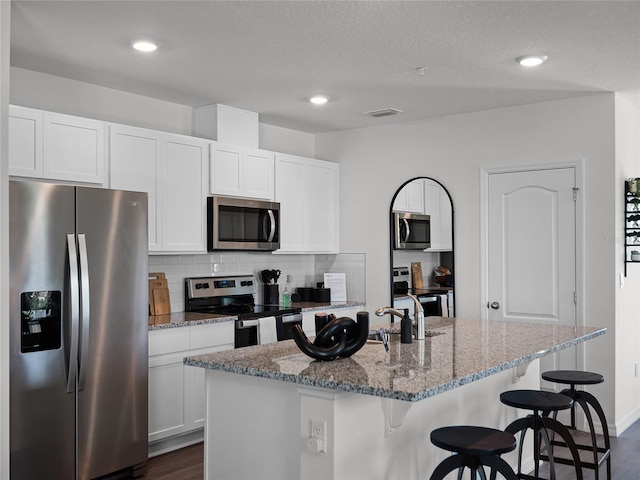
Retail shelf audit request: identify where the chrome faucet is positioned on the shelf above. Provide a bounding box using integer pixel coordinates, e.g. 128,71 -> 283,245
374,307 -> 405,320
406,293 -> 425,340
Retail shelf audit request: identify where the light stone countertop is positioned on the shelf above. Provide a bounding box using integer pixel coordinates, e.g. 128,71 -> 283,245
184,317 -> 606,402
148,301 -> 365,330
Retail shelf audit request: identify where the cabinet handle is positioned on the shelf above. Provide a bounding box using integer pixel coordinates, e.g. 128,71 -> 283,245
488,301 -> 500,310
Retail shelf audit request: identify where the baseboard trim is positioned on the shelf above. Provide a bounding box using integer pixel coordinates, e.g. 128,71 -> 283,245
148,429 -> 204,458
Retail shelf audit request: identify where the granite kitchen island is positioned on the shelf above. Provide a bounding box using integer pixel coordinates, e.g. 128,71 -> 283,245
184,317 -> 605,480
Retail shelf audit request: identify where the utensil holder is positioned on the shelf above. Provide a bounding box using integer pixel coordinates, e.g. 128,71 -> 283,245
263,284 -> 279,305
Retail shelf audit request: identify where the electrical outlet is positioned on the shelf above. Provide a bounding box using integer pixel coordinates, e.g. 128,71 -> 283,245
310,419 -> 327,453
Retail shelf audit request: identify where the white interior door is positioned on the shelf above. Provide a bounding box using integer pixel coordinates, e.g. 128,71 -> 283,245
487,167 -> 577,387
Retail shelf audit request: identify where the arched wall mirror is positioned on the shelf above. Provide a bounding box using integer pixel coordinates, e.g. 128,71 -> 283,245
389,177 -> 455,319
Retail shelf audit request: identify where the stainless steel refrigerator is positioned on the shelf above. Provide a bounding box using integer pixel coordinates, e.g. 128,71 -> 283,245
9,180 -> 149,479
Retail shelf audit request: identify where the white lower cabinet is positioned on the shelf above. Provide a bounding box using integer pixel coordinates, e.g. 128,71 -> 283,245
148,322 -> 234,448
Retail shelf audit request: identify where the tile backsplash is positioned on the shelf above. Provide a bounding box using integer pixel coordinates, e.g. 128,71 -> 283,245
149,252 -> 366,312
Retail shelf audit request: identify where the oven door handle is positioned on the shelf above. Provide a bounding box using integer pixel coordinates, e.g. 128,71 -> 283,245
281,314 -> 302,323
237,319 -> 260,328
418,296 -> 438,303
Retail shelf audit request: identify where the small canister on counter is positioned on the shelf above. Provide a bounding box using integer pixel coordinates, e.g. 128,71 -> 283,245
312,288 -> 331,303
315,312 -> 328,335
297,287 -> 313,302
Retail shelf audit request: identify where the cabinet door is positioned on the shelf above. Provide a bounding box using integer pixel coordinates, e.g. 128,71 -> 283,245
109,125 -> 162,251
148,355 -> 188,442
393,180 -> 424,213
210,142 -> 243,196
43,112 -> 105,184
424,179 -> 452,251
306,159 -> 338,253
8,105 -> 43,178
187,365 -> 206,430
275,154 -> 307,251
162,135 -> 208,253
243,148 -> 274,200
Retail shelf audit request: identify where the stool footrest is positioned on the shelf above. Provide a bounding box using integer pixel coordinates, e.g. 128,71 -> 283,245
540,451 -> 610,471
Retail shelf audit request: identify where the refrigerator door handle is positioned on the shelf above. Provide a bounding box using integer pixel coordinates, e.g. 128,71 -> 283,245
66,234 -> 79,393
77,233 -> 90,391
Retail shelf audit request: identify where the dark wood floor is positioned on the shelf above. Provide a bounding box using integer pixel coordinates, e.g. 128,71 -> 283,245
142,419 -> 640,479
143,443 -> 203,480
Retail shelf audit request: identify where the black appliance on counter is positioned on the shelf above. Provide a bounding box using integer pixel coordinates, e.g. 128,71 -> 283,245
184,275 -> 302,348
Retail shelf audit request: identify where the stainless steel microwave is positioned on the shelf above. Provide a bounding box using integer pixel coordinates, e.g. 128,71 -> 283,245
394,211 -> 431,250
207,196 -> 280,251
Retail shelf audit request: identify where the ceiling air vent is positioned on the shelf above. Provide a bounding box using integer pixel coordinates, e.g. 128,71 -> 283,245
362,108 -> 404,118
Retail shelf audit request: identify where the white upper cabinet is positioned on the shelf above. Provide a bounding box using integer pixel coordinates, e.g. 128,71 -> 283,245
162,135 -> 209,253
275,153 -> 339,253
275,154 -> 306,251
209,142 -> 274,200
8,106 -> 43,178
423,179 -> 453,251
109,125 -> 162,251
393,179 -> 424,213
109,125 -> 208,254
9,106 -> 106,185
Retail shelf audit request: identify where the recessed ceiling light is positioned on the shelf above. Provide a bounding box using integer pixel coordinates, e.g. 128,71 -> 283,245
310,95 -> 328,105
516,55 -> 548,67
132,41 -> 158,53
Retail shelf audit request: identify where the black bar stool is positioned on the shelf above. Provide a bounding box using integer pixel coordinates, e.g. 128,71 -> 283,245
500,390 -> 583,480
541,370 -> 611,480
430,426 -> 518,480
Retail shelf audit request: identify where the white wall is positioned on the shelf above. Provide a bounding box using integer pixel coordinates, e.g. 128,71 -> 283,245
316,94 -> 638,432
0,2 -> 10,476
10,67 -> 316,157
614,89 -> 640,431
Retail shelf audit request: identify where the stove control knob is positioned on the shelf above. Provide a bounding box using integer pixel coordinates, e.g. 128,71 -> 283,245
203,282 -> 210,289
195,283 -> 203,289
241,280 -> 253,286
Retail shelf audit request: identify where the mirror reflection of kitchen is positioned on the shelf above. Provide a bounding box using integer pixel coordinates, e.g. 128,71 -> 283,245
391,177 -> 454,320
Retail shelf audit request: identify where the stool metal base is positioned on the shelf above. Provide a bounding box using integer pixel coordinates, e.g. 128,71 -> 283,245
500,390 -> 583,480
541,370 -> 612,480
505,414 -> 584,480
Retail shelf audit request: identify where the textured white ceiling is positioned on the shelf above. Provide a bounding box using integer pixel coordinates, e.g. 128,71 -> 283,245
10,0 -> 640,133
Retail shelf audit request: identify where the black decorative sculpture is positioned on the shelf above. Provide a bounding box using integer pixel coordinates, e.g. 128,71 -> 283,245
291,311 -> 370,361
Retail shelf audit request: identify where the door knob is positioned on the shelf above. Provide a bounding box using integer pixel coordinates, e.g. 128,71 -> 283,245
488,301 -> 500,310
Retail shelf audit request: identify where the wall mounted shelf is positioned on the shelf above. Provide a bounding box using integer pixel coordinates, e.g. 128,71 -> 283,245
624,179 -> 640,276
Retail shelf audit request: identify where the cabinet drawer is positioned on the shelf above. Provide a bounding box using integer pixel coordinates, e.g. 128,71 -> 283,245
190,322 -> 234,350
149,328 -> 191,356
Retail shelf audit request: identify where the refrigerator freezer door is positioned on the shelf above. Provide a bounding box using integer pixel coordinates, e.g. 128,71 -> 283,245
75,187 -> 148,480
9,181 -> 76,479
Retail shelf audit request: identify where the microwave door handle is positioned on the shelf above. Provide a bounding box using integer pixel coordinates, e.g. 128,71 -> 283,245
402,219 -> 410,244
266,209 -> 276,243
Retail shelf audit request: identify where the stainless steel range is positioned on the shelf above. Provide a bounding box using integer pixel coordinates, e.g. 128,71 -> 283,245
184,275 -> 302,348
393,266 -> 442,316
